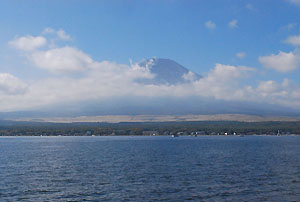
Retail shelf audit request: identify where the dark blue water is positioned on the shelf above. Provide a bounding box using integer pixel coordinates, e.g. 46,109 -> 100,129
1,136 -> 300,201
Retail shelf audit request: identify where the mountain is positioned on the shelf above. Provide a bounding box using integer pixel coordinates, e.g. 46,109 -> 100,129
138,58 -> 201,84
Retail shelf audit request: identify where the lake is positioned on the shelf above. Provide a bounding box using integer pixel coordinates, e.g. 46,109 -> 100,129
1,136 -> 300,201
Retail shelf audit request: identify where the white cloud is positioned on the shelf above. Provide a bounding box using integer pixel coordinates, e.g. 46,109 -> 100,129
205,21 -> 216,30
288,0 -> 300,5
182,71 -> 196,81
246,4 -> 255,11
257,80 -> 279,95
282,78 -> 290,87
0,60 -> 155,111
9,36 -> 47,51
255,79 -> 294,103
287,23 -> 296,30
284,34 -> 300,46
228,19 -> 238,29
192,64 -> 254,100
259,51 -> 300,72
57,29 -> 71,40
281,23 -> 296,31
42,27 -> 71,40
30,46 -> 94,74
42,27 -> 55,34
236,52 -> 246,59
0,73 -> 27,95
207,64 -> 253,80
0,58 -> 256,111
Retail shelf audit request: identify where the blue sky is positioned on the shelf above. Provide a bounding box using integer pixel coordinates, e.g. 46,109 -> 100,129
1,0 -> 300,112
1,0 -> 299,72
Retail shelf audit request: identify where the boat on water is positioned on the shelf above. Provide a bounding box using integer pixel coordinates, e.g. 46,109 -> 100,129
171,134 -> 179,138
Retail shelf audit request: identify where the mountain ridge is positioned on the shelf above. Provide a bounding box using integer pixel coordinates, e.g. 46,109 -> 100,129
8,114 -> 300,123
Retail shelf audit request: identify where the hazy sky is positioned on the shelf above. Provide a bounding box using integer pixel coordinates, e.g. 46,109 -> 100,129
1,0 -> 300,112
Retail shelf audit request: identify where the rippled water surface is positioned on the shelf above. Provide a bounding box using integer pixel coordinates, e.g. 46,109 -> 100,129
1,136 -> 300,201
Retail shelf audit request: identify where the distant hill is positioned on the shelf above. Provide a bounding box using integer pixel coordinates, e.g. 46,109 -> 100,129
10,114 -> 300,123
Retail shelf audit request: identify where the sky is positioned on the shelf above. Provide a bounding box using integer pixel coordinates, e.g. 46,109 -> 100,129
1,0 -> 300,113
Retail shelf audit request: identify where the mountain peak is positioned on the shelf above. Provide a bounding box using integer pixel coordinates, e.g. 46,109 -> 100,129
139,58 -> 201,85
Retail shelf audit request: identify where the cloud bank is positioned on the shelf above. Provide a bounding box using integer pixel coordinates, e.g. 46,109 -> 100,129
2,28 -> 300,113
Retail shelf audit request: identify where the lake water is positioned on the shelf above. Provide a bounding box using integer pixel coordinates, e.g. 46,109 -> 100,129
1,136 -> 300,201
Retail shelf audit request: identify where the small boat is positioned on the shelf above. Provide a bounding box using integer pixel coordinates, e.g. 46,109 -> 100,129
171,134 -> 179,138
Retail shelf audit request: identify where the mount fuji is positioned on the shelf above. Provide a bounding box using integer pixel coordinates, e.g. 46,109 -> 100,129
138,58 -> 201,85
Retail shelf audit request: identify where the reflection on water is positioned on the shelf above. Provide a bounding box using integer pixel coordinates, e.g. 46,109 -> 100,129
1,136 -> 300,201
